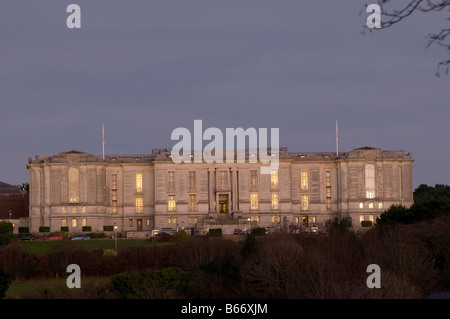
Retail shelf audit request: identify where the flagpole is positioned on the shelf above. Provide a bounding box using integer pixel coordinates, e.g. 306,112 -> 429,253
102,125 -> 105,160
336,120 -> 339,158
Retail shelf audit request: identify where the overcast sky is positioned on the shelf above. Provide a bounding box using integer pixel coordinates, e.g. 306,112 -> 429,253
1,1 -> 449,188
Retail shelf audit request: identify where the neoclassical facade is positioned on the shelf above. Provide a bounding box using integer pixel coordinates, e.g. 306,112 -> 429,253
26,146 -> 414,234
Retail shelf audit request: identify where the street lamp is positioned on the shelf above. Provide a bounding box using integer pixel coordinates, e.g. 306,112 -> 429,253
114,225 -> 118,251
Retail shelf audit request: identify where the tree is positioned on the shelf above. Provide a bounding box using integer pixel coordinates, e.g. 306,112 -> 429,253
0,270 -> 12,299
377,184 -> 450,224
364,1 -> 450,76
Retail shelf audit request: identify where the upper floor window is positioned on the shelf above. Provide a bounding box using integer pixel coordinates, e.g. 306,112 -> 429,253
136,173 -> 143,192
168,171 -> 175,188
301,171 -> 309,190
219,171 -> 228,186
68,167 -> 79,203
250,170 -> 258,188
365,164 -> 375,199
189,171 -> 196,187
271,170 -> 278,189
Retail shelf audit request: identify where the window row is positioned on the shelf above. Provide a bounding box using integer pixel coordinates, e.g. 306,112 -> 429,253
359,202 -> 383,209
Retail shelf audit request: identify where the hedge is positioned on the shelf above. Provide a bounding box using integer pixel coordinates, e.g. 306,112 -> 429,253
60,226 -> 69,232
103,225 -> 114,231
18,227 -> 29,234
82,226 -> 92,232
39,226 -> 50,233
208,228 -> 222,237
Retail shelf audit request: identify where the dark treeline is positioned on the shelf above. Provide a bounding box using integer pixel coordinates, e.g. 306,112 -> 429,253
2,216 -> 450,299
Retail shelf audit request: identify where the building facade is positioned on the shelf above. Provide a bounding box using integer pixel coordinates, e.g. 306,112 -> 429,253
26,147 -> 414,234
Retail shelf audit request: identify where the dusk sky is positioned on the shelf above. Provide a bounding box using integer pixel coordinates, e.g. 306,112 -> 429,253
1,1 -> 449,188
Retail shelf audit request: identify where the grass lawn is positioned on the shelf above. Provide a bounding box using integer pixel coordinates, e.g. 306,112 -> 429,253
20,238 -> 161,255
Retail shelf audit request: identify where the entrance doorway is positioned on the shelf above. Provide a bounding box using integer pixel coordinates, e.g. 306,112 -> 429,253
218,194 -> 228,214
137,219 -> 143,231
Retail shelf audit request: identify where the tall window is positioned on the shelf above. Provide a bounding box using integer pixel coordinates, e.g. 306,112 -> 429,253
68,167 -> 79,203
168,195 -> 176,211
326,171 -> 332,210
365,164 -> 375,199
189,194 -> 197,211
271,193 -> 279,210
301,171 -> 309,190
271,171 -> 278,189
72,219 -> 77,228
301,194 -> 309,211
250,170 -> 258,189
250,193 -> 258,210
168,171 -> 175,188
82,218 -> 87,227
219,171 -> 228,186
135,197 -> 143,213
189,171 -> 196,187
136,173 -> 143,192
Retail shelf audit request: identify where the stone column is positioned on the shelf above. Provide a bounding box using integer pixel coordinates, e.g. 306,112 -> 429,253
208,167 -> 216,212
232,167 -> 238,212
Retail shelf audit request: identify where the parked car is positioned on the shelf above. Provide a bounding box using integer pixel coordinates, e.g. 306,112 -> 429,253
19,235 -> 33,241
43,234 -> 63,241
155,232 -> 171,237
233,229 -> 244,235
72,235 -> 90,240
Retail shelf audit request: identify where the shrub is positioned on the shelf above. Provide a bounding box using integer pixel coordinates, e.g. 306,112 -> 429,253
250,227 -> 266,236
60,226 -> 69,232
361,221 -> 373,227
103,225 -> 114,231
0,270 -> 12,299
87,232 -> 106,239
18,227 -> 29,234
82,226 -> 92,232
39,226 -> 50,233
0,222 -> 13,234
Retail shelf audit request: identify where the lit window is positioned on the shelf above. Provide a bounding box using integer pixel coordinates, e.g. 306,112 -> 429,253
68,167 -> 79,203
378,203 -> 383,209
72,219 -> 77,228
365,164 -> 375,199
301,194 -> 309,211
146,218 -> 150,226
250,193 -> 258,210
271,171 -> 279,189
359,203 -> 364,209
250,216 -> 260,223
136,197 -> 143,213
168,195 -> 176,211
62,207 -> 67,214
136,173 -> 143,192
62,219 -> 67,227
82,206 -> 87,213
369,202 -> 374,209
271,215 -> 281,223
301,171 -> 309,190
360,215 -> 364,223
82,218 -> 87,227
271,193 -> 279,210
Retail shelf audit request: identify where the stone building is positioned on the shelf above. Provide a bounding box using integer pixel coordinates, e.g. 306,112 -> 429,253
26,147 -> 414,234
0,181 -> 30,232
